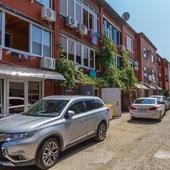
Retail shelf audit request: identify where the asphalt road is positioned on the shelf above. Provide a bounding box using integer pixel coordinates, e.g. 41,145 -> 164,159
1,111 -> 170,170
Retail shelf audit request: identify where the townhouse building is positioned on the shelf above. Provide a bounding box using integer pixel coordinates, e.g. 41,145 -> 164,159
136,33 -> 161,97
0,0 -> 169,116
0,0 -> 65,116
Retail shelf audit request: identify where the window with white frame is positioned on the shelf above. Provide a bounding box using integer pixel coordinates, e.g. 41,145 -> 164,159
60,35 -> 96,69
60,36 -> 67,57
76,42 -> 81,65
143,48 -> 148,58
36,0 -> 51,8
103,18 -> 121,46
151,54 -> 155,63
60,0 -> 98,32
68,39 -> 75,61
84,46 -> 89,67
31,25 -> 51,57
127,36 -> 134,52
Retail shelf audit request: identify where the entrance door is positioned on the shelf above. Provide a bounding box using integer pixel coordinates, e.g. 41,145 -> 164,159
9,81 -> 25,114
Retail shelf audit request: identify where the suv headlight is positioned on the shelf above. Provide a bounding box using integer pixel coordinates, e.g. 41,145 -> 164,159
4,132 -> 33,142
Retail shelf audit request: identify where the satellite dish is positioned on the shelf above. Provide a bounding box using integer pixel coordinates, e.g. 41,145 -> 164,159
122,12 -> 130,22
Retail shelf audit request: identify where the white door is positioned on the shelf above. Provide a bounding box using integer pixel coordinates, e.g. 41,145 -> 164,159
102,88 -> 121,117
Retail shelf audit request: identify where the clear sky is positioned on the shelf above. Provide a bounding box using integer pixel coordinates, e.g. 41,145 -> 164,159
106,0 -> 170,61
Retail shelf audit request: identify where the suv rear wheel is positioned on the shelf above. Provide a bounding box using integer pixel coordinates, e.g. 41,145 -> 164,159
95,122 -> 107,142
36,138 -> 60,170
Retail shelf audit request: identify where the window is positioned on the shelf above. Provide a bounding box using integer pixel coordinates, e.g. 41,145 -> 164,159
83,8 -> 88,28
60,0 -> 67,16
32,26 -> 42,55
68,0 -> 74,18
95,100 -> 104,109
68,39 -> 75,61
85,100 -> 96,111
43,30 -> 51,57
76,1 -> 82,24
5,33 -> 12,48
143,48 -> 148,58
36,0 -> 51,8
5,13 -> 29,52
127,36 -> 134,52
60,0 -> 98,32
103,18 -> 121,46
28,82 -> 42,105
84,46 -> 89,67
60,36 -> 67,57
69,102 -> 83,114
60,35 -> 97,69
76,42 -> 81,64
31,25 -> 51,57
151,54 -> 155,63
90,49 -> 95,69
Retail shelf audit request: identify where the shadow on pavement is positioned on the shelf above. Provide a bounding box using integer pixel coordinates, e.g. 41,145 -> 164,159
0,139 -> 97,170
127,118 -> 160,125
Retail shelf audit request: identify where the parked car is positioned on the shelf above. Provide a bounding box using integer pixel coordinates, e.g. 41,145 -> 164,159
150,95 -> 170,110
0,96 -> 109,169
130,97 -> 166,121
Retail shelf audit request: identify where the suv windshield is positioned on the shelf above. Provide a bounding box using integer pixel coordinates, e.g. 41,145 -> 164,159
23,99 -> 69,117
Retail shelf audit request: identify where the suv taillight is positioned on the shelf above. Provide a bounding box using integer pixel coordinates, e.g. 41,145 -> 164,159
149,106 -> 158,111
130,105 -> 136,110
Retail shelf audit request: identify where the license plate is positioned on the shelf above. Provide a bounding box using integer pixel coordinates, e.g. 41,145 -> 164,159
138,108 -> 147,112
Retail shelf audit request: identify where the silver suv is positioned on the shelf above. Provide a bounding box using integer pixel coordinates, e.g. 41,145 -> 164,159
0,96 -> 109,169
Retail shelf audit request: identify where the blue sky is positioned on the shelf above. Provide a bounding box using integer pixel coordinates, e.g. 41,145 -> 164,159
107,0 -> 170,61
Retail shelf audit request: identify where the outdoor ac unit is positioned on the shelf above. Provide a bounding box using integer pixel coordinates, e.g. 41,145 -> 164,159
78,24 -> 88,35
134,61 -> 139,66
120,45 -> 126,52
149,75 -> 152,81
65,16 -> 78,28
41,6 -> 56,22
40,57 -> 56,70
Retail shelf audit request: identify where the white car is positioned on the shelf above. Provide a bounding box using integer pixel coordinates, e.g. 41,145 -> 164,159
130,98 -> 166,121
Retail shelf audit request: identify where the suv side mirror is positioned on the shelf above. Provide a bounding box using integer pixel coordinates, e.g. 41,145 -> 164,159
158,101 -> 165,105
65,110 -> 75,119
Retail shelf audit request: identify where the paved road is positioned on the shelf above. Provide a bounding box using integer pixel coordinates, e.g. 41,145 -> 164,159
1,111 -> 170,170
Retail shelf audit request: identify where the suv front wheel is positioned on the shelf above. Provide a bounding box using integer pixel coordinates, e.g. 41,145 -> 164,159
36,138 -> 60,170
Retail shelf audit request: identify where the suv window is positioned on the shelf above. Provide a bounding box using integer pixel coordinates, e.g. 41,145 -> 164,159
69,102 -> 84,115
95,100 -> 104,108
85,100 -> 96,111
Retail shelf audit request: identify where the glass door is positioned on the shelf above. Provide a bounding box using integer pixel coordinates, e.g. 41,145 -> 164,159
9,82 -> 25,114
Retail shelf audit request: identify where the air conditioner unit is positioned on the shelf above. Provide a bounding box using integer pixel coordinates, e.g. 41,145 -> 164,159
78,24 -> 88,35
40,57 -> 56,70
41,6 -> 56,22
149,75 -> 152,81
65,16 -> 78,28
120,45 -> 126,52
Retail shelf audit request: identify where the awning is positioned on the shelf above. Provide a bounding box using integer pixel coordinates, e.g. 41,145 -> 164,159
135,83 -> 149,90
145,84 -> 157,90
155,85 -> 163,90
0,64 -> 65,80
